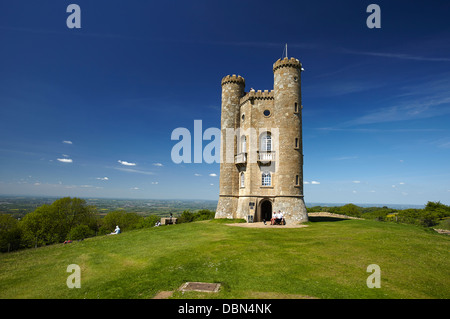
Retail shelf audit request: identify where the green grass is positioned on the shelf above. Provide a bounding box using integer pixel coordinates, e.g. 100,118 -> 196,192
0,217 -> 449,299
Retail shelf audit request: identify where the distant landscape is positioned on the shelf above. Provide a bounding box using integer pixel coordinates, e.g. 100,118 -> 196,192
0,195 -> 425,219
0,196 -> 218,219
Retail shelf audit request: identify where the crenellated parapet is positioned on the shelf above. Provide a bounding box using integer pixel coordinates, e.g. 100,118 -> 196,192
273,57 -> 302,72
240,89 -> 274,106
221,74 -> 245,86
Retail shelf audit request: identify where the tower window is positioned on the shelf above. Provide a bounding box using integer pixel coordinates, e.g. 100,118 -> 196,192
262,172 -> 271,186
295,138 -> 299,149
295,175 -> 299,186
294,103 -> 298,113
263,109 -> 271,117
240,172 -> 245,188
241,114 -> 245,122
260,132 -> 272,152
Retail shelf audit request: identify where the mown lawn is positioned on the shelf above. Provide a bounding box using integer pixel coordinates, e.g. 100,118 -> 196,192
0,217 -> 449,299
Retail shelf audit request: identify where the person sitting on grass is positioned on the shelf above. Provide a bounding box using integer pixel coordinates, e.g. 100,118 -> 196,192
110,225 -> 121,235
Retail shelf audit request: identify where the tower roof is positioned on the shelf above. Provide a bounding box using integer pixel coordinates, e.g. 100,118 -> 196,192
221,74 -> 245,86
273,57 -> 302,72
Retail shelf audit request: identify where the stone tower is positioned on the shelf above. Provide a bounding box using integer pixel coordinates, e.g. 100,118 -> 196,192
215,57 -> 308,225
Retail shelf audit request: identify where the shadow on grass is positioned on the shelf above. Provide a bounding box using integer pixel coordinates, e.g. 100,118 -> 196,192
308,216 -> 348,223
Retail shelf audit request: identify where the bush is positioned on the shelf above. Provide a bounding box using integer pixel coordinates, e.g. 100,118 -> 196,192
67,224 -> 95,240
101,211 -> 144,232
193,209 -> 215,221
177,210 -> 194,223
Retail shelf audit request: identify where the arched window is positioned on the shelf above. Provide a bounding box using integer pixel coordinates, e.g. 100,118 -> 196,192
262,172 -> 271,186
240,172 -> 245,188
241,135 -> 247,153
260,132 -> 272,152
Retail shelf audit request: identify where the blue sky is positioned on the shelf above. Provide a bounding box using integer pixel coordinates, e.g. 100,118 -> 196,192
0,0 -> 449,205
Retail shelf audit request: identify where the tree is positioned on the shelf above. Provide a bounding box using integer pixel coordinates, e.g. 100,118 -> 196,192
178,210 -> 194,223
0,214 -> 22,252
20,197 -> 97,247
339,204 -> 361,217
101,211 -> 144,233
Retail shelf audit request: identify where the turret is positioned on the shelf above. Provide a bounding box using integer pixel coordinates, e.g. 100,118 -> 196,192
272,57 -> 303,197
215,74 -> 245,218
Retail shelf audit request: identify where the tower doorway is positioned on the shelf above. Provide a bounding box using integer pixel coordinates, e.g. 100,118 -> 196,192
260,200 -> 272,222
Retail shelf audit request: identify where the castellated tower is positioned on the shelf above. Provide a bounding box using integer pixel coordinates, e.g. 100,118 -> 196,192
215,57 -> 308,225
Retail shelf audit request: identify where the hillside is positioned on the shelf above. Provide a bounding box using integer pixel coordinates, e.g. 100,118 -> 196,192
0,217 -> 449,299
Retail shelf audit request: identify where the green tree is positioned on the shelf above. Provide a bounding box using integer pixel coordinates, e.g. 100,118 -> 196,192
101,211 -> 144,233
0,214 -> 22,252
20,197 -> 97,247
177,210 -> 194,223
339,204 -> 361,217
193,209 -> 215,221
67,224 -> 95,240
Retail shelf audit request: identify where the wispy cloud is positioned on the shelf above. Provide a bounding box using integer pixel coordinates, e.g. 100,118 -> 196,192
346,97 -> 450,126
311,181 -> 320,185
194,173 -> 202,177
57,158 -> 73,163
343,77 -> 450,126
114,167 -> 154,175
209,173 -> 217,177
153,163 -> 163,167
118,160 -> 136,166
96,177 -> 109,181
62,140 -> 73,144
332,156 -> 358,161
343,49 -> 450,62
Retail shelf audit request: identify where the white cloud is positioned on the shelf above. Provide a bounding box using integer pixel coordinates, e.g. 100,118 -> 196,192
311,181 -> 320,185
57,158 -> 73,163
62,154 -> 69,157
352,181 -> 361,184
303,181 -> 310,184
151,182 -> 158,185
34,182 -> 41,186
118,160 -> 136,166
194,173 -> 202,176
352,190 -> 357,194
62,140 -> 73,144
131,187 -> 140,190
209,173 -> 217,177
96,177 -> 109,181
152,163 -> 163,167
392,185 -> 396,188
210,183 -> 214,186
399,182 -> 405,185
114,167 -> 154,175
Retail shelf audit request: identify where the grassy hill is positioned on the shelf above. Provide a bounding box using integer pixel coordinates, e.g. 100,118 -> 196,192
0,217 -> 449,299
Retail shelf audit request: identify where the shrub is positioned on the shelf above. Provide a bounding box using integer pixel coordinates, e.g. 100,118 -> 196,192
68,225 -> 95,240
177,210 -> 194,223
101,211 -> 144,232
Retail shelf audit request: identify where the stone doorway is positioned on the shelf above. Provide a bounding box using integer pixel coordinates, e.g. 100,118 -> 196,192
259,200 -> 272,222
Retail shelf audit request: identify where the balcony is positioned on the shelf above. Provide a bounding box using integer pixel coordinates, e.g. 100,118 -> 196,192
257,151 -> 275,164
235,152 -> 247,166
